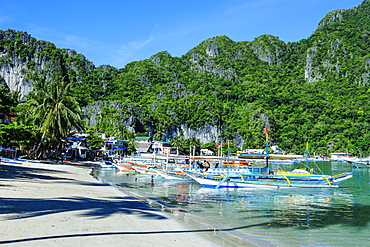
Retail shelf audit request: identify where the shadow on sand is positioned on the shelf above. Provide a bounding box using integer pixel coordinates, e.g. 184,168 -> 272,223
0,195 -> 169,220
0,162 -> 111,188
0,163 -> 70,182
0,177 -> 268,245
0,221 -> 268,245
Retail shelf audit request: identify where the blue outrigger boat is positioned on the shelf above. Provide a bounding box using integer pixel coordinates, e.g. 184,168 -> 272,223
183,129 -> 353,189
0,148 -> 24,165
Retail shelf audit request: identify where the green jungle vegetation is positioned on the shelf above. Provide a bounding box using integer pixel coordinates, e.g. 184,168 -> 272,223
1,0 -> 370,157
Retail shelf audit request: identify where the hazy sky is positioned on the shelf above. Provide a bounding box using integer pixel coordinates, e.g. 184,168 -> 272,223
0,0 -> 363,68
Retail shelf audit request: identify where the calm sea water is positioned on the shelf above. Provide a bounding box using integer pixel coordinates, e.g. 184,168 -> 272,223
93,161 -> 370,247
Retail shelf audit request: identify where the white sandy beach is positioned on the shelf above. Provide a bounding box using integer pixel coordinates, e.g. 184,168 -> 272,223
0,161 -> 226,247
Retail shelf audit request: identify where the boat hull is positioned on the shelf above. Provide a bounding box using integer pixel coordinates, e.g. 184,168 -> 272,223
113,162 -> 137,173
184,170 -> 354,189
154,169 -> 192,181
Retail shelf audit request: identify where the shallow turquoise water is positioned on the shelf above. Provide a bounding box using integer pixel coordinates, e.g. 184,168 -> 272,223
94,161 -> 370,246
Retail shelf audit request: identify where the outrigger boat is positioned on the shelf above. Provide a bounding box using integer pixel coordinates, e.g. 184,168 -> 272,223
154,169 -> 192,181
183,127 -> 353,189
0,148 -> 37,165
183,168 -> 353,189
113,161 -> 137,173
131,161 -> 163,175
98,160 -> 116,169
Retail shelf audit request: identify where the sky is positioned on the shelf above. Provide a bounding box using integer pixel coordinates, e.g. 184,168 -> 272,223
0,0 -> 364,68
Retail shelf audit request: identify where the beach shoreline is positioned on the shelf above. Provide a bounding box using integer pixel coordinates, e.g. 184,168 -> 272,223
0,160 -> 227,246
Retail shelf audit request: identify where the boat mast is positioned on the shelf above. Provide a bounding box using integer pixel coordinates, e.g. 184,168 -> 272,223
305,142 -> 309,170
264,125 -> 269,168
227,140 -> 230,176
189,146 -> 192,169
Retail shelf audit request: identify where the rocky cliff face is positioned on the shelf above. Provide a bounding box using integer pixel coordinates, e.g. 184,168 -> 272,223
304,47 -> 323,83
0,59 -> 31,97
84,101 -> 222,144
174,123 -> 221,144
0,31 -> 33,97
1,0 -> 368,149
251,35 -> 286,66
0,29 -> 94,98
317,10 -> 345,28
83,101 -> 137,131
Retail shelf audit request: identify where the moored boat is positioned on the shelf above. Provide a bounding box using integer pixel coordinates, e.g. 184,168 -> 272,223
0,148 -> 25,165
184,127 -> 354,189
131,162 -> 162,175
154,169 -> 192,181
98,161 -> 116,169
0,156 -> 24,165
342,156 -> 370,167
183,168 -> 353,189
113,161 -> 137,173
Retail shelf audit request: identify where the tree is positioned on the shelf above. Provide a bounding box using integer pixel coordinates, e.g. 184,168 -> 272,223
0,84 -> 18,115
124,131 -> 138,155
84,127 -> 104,151
153,124 -> 166,141
170,135 -> 184,155
186,137 -> 201,155
112,124 -> 138,155
0,123 -> 38,152
17,77 -> 85,158
201,142 -> 218,154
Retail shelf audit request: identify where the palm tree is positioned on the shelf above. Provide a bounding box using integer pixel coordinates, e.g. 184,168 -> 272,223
153,125 -> 166,141
18,77 -> 85,158
113,124 -> 129,140
124,130 -> 138,155
113,124 -> 138,155
188,137 -> 201,156
170,135 -> 184,155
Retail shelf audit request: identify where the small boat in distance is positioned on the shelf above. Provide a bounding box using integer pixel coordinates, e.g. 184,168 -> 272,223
342,156 -> 370,167
98,160 -> 116,169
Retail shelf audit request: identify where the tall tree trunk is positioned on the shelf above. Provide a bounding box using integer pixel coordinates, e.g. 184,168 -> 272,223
25,131 -> 46,159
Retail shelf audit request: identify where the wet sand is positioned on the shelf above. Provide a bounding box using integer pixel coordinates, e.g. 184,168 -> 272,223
0,161 -> 223,246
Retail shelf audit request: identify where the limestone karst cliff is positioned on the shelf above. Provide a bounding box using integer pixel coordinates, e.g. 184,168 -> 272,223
1,1 -> 370,154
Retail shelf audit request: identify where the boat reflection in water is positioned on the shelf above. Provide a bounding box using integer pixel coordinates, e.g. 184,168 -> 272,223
94,161 -> 370,247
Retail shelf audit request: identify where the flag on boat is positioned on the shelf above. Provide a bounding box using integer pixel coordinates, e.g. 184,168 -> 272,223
263,124 -> 269,141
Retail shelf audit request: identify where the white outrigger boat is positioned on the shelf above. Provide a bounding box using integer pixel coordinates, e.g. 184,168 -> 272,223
113,161 -> 137,173
183,130 -> 354,189
183,168 -> 353,189
98,160 -> 116,169
131,161 -> 163,175
154,169 -> 192,181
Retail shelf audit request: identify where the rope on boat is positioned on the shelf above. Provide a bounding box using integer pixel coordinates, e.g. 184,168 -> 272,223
283,176 -> 292,186
312,160 -> 325,175
354,173 -> 370,184
322,176 -> 333,187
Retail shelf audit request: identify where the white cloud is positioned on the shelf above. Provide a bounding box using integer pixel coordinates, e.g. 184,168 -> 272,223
60,34 -> 97,51
0,16 -> 11,23
129,35 -> 155,50
109,32 -> 158,67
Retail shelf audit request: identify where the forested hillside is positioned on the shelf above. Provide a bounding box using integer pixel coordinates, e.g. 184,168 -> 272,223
1,0 -> 370,156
